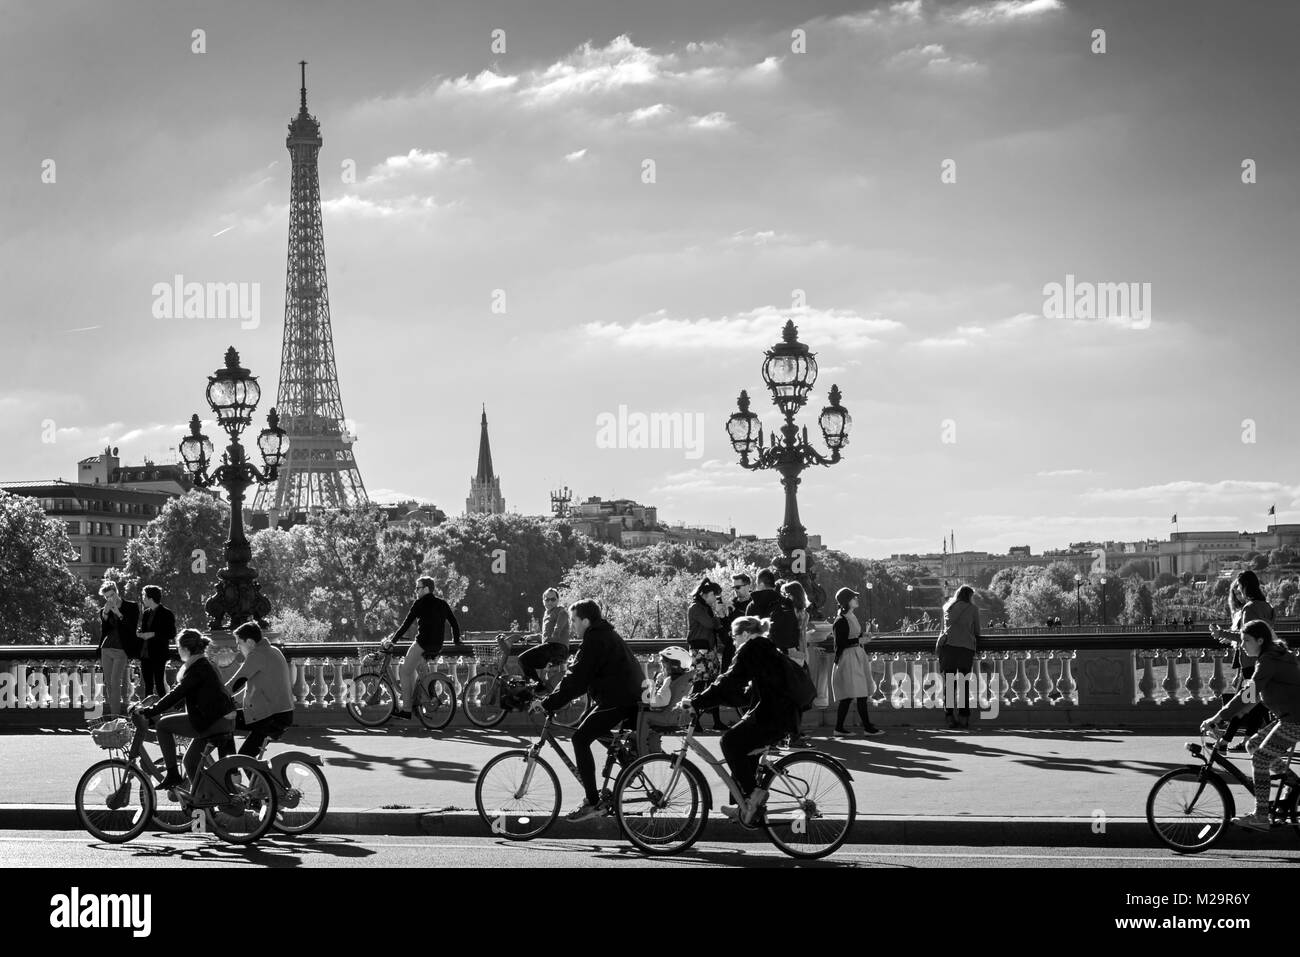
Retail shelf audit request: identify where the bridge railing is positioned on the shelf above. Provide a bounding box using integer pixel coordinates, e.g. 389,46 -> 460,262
1,628 -> 1290,727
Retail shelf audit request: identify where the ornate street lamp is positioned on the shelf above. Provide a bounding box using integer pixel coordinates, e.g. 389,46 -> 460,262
1074,573 -> 1083,627
1100,577 -> 1108,626
180,347 -> 287,630
727,320 -> 851,617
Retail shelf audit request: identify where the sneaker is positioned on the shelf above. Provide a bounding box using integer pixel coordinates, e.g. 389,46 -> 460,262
564,801 -> 605,823
790,736 -> 813,749
832,728 -> 853,738
1232,811 -> 1273,832
156,773 -> 185,792
862,724 -> 885,736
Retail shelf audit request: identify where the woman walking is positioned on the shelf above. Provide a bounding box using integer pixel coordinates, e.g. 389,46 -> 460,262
937,584 -> 981,730
831,588 -> 883,737
686,577 -> 729,733
780,580 -> 813,746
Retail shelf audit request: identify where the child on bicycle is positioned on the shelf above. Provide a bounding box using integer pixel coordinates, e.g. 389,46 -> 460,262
1200,620 -> 1300,831
638,646 -> 694,755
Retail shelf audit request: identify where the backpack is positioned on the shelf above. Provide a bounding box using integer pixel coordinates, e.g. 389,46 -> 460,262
774,649 -> 816,709
768,601 -> 801,651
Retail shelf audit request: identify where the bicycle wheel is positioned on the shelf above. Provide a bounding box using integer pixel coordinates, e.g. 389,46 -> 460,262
206,760 -> 278,845
273,760 -> 330,835
551,693 -> 589,730
346,672 -> 396,728
463,673 -> 509,728
1146,766 -> 1231,853
151,737 -> 202,834
614,753 -> 707,855
75,759 -> 154,844
761,752 -> 856,859
475,751 -> 561,840
415,674 -> 457,731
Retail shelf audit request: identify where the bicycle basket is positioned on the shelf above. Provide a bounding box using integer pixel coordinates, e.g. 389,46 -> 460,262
89,717 -> 133,750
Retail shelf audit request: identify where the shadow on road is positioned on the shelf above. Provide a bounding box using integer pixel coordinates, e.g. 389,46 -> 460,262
102,833 -> 379,867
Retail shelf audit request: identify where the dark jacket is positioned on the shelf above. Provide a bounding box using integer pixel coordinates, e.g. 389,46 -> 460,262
693,634 -> 798,733
745,589 -> 782,620
832,614 -> 862,664
1231,600 -> 1275,679
1222,644 -> 1300,722
936,599 -> 980,653
138,604 -> 177,662
543,620 -> 644,712
686,601 -> 721,652
149,656 -> 236,734
395,593 -> 463,651
98,600 -> 140,658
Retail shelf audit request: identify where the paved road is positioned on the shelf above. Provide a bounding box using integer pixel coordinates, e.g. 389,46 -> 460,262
0,830 -> 1289,868
1,726 -> 1207,818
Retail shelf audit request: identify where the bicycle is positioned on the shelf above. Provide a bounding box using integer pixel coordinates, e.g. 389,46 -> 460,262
613,718 -> 857,860
153,725 -> 330,836
474,712 -> 638,840
346,643 -> 457,730
462,639 -> 587,729
77,710 -> 278,845
1146,726 -> 1300,853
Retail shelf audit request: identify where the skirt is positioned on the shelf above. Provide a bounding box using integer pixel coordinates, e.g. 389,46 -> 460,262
832,645 -> 872,700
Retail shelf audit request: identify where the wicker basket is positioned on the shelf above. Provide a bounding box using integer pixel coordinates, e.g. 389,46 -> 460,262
88,717 -> 133,750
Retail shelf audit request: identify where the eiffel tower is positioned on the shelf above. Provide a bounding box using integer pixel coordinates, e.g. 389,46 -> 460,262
253,62 -> 369,524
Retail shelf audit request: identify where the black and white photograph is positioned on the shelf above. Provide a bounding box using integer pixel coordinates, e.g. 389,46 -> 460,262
0,0 -> 1295,936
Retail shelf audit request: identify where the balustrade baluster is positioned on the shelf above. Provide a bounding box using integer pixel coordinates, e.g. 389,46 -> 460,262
1185,650 -> 1206,704
1136,651 -> 1159,704
328,657 -> 346,710
1011,651 -> 1031,705
865,653 -> 879,704
1032,652 -> 1053,706
291,659 -> 309,708
1208,651 -> 1227,700
1054,651 -> 1078,706
1161,650 -> 1183,706
311,658 -> 328,709
874,654 -> 894,709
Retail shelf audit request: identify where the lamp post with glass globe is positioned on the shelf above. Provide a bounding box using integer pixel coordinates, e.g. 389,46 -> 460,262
178,347 -> 287,631
725,320 -> 851,617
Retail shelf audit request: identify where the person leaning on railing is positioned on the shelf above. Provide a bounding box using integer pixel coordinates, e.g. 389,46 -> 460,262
1201,620 -> 1300,831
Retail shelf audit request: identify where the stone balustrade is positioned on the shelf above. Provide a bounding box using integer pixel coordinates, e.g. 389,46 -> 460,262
0,629 -> 1290,728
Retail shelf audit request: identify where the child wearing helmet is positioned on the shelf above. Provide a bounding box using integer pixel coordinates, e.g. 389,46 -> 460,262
638,646 -> 695,755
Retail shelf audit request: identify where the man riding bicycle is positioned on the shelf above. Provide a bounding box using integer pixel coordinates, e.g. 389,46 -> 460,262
536,599 -> 644,821
383,576 -> 465,721
1200,619 -> 1300,831
683,615 -> 802,825
497,587 -> 571,695
228,621 -> 295,756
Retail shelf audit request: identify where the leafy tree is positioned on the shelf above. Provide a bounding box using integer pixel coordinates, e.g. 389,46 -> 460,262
561,560 -> 698,641
1005,577 -> 1069,626
0,492 -> 90,644
115,490 -> 229,630
1122,575 -> 1154,624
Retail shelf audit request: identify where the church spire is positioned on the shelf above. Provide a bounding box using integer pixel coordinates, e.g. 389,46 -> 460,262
475,404 -> 495,483
467,405 -> 505,515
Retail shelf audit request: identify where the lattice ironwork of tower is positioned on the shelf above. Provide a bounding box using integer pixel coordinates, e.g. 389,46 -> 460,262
253,62 -> 369,523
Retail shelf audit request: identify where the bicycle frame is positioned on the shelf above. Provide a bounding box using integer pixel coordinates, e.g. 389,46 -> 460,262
121,715 -> 254,812
515,717 -> 634,799
658,723 -> 768,811
1183,731 -> 1298,822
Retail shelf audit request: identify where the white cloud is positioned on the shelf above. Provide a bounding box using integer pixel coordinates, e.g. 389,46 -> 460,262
565,148 -> 588,162
1036,468 -> 1097,477
625,103 -> 673,124
1082,480 -> 1300,505
650,459 -> 768,497
889,43 -> 986,75
690,111 -> 734,130
583,305 -> 903,351
434,70 -> 519,97
363,149 -> 468,184
368,487 -> 430,504
948,0 -> 1065,25
321,194 -> 444,219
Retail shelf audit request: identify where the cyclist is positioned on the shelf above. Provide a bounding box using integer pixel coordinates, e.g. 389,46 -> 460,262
537,599 -> 644,821
517,587 -> 571,692
383,576 -> 465,721
683,615 -> 802,824
227,621 -> 295,757
1200,619 -> 1300,831
136,629 -> 236,791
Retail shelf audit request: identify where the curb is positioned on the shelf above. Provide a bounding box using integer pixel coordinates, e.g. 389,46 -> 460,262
4,806 -> 1294,850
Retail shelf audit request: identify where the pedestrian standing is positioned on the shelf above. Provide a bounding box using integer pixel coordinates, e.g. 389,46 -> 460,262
831,587 -> 882,737
937,584 -> 981,730
97,581 -> 139,715
687,577 -> 729,733
781,580 -> 813,746
136,585 -> 177,697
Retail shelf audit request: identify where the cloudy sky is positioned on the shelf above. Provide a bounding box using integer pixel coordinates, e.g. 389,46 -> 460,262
2,0 -> 1298,557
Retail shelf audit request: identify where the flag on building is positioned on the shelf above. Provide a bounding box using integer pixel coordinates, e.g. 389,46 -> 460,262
1171,513 -> 1177,524
1268,504 -> 1276,516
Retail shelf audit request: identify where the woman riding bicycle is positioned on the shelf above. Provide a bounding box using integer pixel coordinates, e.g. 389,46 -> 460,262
1200,619 -> 1300,831
136,629 -> 237,791
683,615 -> 801,824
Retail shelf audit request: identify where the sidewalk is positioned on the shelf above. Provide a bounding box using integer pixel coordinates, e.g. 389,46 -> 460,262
3,726 -> 1294,849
